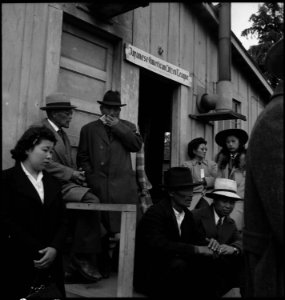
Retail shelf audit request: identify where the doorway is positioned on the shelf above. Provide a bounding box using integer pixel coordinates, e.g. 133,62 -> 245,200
138,69 -> 177,203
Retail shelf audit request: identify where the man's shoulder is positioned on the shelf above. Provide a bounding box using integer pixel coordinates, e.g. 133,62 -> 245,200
82,119 -> 100,130
120,119 -> 137,128
191,206 -> 211,220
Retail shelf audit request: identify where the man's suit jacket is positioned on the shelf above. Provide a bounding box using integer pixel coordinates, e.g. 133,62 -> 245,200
77,118 -> 142,231
244,81 -> 284,297
134,197 -> 206,294
192,204 -> 242,251
1,164 -> 67,298
39,118 -> 89,202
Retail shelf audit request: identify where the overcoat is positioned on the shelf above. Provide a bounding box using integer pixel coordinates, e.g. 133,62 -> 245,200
77,118 -> 142,232
243,81 -> 284,297
192,204 -> 242,251
39,118 -> 89,202
133,197 -> 207,295
1,164 -> 68,299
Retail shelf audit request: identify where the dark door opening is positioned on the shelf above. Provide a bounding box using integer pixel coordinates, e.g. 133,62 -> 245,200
138,69 -> 176,203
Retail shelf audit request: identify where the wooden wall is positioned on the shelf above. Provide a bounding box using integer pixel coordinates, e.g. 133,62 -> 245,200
2,3 -> 269,169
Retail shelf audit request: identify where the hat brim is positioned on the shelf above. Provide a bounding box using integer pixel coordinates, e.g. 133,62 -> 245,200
97,101 -> 126,107
40,105 -> 77,110
206,191 -> 241,201
162,181 -> 203,188
215,129 -> 248,147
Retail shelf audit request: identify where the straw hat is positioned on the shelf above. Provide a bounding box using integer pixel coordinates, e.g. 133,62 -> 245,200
40,92 -> 77,110
206,178 -> 241,200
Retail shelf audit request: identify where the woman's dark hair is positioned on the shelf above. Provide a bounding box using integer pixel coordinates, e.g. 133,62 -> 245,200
10,125 -> 57,162
215,143 -> 247,170
188,137 -> 207,159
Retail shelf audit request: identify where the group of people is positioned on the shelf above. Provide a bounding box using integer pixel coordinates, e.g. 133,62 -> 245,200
1,39 -> 283,299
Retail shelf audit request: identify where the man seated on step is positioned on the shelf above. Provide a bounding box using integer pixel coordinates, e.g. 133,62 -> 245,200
35,92 -> 105,282
192,177 -> 244,297
134,167 -> 218,298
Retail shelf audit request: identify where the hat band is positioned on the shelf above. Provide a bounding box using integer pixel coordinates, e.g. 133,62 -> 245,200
46,102 -> 72,107
213,188 -> 237,194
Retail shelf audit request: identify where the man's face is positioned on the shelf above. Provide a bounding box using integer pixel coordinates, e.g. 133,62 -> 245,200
51,109 -> 73,128
171,187 -> 194,210
100,105 -> 121,118
213,196 -> 235,217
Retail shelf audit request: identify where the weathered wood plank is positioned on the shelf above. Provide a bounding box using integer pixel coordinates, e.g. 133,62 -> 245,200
133,5 -> 150,51
117,211 -> 136,297
66,202 -> 137,212
150,3 -> 169,60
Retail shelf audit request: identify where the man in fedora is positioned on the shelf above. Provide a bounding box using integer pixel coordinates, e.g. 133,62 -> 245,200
37,92 -> 103,282
133,167 -> 217,297
244,38 -> 284,297
192,178 -> 244,297
77,90 -> 143,274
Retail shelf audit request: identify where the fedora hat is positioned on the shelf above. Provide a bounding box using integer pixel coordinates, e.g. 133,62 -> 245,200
163,167 -> 202,189
265,38 -> 284,79
97,90 -> 126,107
215,128 -> 248,147
206,178 -> 241,200
40,92 -> 77,110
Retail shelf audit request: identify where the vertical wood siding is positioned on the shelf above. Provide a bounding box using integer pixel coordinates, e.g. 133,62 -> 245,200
2,3 -> 269,169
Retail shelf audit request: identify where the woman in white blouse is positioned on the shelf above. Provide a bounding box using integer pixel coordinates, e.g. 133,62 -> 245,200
1,125 -> 67,299
182,137 -> 217,210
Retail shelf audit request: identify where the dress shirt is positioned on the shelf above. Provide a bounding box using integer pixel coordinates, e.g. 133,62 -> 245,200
21,162 -> 44,203
172,208 -> 185,236
213,208 -> 224,226
47,118 -> 59,132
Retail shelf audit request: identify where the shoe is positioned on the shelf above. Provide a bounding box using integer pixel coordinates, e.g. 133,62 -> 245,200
71,257 -> 103,282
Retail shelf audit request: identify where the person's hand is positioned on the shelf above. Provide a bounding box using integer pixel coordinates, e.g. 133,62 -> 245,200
206,237 -> 220,252
217,244 -> 235,255
71,169 -> 86,184
33,247 -> 57,269
105,115 -> 119,127
196,245 -> 214,256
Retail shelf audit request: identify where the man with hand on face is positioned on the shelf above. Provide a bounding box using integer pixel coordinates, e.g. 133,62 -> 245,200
192,178 -> 244,297
37,92 -> 103,282
133,167 -> 217,298
77,90 -> 143,275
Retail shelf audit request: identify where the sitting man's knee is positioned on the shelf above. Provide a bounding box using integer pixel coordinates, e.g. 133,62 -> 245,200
82,191 -> 100,203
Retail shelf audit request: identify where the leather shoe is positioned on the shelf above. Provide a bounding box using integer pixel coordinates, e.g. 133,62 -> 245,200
71,257 -> 103,282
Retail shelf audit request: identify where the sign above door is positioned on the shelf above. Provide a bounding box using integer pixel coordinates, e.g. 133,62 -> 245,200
125,44 -> 192,87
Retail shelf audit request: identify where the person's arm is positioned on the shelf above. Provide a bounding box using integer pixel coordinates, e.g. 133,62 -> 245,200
204,161 -> 218,188
77,125 -> 93,174
111,120 -> 143,152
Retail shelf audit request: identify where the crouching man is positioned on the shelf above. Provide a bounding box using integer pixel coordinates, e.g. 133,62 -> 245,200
134,167 -> 217,297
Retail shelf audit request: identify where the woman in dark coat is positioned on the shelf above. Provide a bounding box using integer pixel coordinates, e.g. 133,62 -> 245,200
1,125 -> 68,299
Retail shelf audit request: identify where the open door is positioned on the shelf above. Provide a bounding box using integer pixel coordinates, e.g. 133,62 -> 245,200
138,69 -> 177,203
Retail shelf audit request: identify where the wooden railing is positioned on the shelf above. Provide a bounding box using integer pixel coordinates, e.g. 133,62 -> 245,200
66,202 -> 137,297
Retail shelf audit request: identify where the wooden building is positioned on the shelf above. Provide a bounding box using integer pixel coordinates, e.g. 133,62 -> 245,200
2,2 -> 273,195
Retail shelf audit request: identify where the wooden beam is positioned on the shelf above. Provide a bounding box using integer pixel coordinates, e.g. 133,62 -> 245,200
66,202 -> 137,212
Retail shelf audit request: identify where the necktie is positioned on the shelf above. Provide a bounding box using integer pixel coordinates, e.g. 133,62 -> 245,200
58,129 -> 66,146
216,217 -> 222,229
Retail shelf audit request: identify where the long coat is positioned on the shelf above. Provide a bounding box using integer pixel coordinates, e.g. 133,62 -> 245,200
77,118 -> 142,232
192,204 -> 242,251
134,197 -> 207,295
39,118 -> 89,202
1,164 -> 68,299
243,81 -> 284,297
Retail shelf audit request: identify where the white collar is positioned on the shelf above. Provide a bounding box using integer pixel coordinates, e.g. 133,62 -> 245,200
47,118 -> 60,132
213,207 -> 224,225
21,162 -> 43,182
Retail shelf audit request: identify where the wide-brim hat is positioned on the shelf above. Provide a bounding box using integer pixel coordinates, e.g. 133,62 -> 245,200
265,38 -> 284,79
97,90 -> 126,107
163,167 -> 202,188
40,92 -> 77,110
206,178 -> 241,200
215,129 -> 248,147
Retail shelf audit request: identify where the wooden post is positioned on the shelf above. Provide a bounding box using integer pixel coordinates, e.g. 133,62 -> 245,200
66,202 -> 137,297
117,210 -> 137,297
